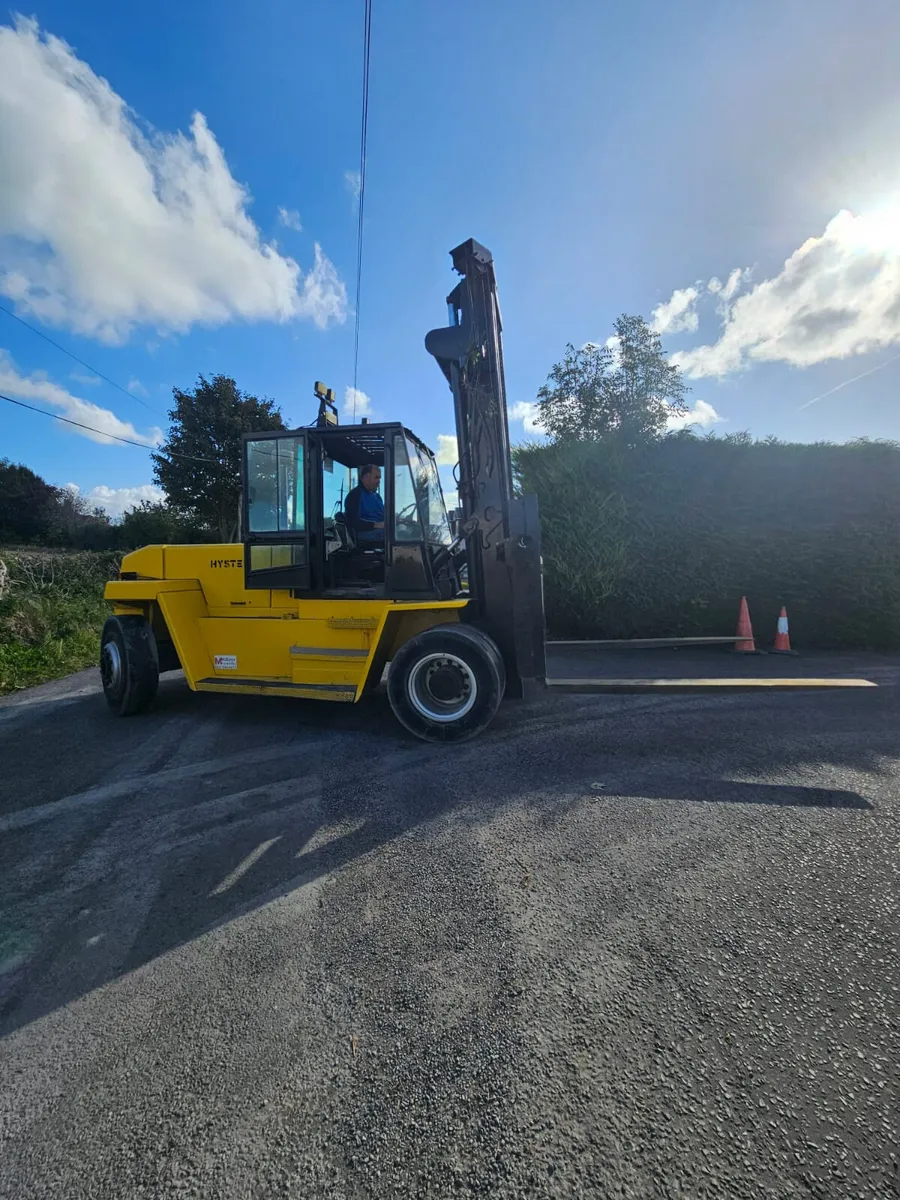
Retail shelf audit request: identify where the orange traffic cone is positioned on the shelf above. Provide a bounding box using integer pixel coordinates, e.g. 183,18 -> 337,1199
772,606 -> 797,655
734,596 -> 764,654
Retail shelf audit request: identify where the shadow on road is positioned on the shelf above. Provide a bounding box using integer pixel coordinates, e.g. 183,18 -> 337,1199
616,779 -> 871,809
0,664 -> 890,1038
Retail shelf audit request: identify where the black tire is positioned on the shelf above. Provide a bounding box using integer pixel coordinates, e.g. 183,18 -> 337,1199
387,624 -> 504,743
458,622 -> 507,695
100,615 -> 159,716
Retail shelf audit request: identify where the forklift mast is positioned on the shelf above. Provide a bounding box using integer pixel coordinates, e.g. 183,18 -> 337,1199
425,239 -> 546,697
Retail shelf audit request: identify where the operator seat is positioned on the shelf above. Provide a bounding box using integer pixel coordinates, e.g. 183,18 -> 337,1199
328,509 -> 383,586
331,512 -> 355,551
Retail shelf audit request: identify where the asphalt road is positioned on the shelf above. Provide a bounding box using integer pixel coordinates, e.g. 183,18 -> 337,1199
1,654 -> 898,1199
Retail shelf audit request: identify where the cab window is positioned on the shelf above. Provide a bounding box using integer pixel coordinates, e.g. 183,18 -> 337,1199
322,455 -> 352,522
407,438 -> 452,546
246,438 -> 305,534
393,435 -> 423,542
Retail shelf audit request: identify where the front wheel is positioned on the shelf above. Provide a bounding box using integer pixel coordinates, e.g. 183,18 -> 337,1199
387,624 -> 504,743
100,615 -> 159,716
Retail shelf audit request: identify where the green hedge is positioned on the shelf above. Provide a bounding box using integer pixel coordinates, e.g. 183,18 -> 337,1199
0,551 -> 120,694
514,435 -> 900,649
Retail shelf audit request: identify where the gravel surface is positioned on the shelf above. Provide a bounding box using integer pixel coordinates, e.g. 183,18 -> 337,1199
1,658 -> 898,1199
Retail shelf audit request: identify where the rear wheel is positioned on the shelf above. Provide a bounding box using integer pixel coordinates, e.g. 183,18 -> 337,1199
100,615 -> 159,716
387,624 -> 504,742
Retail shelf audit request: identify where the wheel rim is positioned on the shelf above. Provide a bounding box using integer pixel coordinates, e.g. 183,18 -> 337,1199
407,652 -> 477,723
101,640 -> 122,691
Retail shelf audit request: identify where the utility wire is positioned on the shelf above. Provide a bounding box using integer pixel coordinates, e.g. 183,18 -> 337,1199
0,392 -> 215,464
0,301 -> 166,417
351,0 -> 373,416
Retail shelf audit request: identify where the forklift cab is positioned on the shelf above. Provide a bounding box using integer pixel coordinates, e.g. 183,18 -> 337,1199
241,422 -> 462,601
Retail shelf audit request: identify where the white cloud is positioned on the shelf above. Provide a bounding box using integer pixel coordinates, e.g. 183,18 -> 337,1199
435,434 -> 458,466
720,267 -> 748,303
666,399 -> 723,432
344,170 -> 362,199
443,489 -> 459,512
671,203 -> 900,379
67,482 -> 164,519
0,17 -> 346,342
344,386 -> 373,420
705,268 -> 751,321
650,286 -> 700,335
127,378 -> 148,397
70,369 -> 101,386
277,206 -> 302,232
508,401 -> 546,436
300,245 -> 348,330
707,271 -> 748,300
0,348 -> 162,446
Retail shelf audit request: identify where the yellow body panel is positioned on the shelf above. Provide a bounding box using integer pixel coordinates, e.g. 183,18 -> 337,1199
158,587 -> 213,687
106,542 -> 468,702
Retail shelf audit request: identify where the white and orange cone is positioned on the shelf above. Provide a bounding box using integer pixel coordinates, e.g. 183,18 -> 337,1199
772,606 -> 797,655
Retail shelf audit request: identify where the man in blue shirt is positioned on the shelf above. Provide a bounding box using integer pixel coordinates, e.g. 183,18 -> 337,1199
345,464 -> 384,545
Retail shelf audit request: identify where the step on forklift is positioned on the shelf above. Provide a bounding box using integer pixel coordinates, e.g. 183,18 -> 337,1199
101,239 -> 876,740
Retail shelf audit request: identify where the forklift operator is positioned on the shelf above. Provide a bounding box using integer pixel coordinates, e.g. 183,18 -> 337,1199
345,464 -> 384,545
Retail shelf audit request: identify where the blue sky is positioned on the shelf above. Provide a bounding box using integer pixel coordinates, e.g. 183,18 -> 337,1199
2,0 -> 900,516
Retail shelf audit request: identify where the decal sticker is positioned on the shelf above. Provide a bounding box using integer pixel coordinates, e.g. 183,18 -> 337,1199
214,655 -> 238,670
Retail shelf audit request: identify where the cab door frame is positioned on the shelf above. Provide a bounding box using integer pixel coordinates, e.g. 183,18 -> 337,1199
241,429 -> 314,593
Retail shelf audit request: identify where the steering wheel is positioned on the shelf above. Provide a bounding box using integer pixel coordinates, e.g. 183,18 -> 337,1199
395,501 -> 422,537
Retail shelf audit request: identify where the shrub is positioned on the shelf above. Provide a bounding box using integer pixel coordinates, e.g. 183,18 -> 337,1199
514,434 -> 900,649
0,551 -> 120,693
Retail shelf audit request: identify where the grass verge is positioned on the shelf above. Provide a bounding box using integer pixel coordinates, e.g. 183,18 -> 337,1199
0,550 -> 119,696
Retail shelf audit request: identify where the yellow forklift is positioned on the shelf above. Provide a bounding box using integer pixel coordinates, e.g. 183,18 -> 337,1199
101,239 -> 874,740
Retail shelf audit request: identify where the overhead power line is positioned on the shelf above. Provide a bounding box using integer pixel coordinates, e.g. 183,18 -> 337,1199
0,392 -> 214,464
351,0 -> 373,414
0,301 -> 166,417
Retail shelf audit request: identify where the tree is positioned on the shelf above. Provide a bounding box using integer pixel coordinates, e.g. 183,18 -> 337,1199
536,315 -> 688,445
0,459 -> 60,544
152,375 -> 285,541
120,500 -> 209,548
44,486 -> 120,550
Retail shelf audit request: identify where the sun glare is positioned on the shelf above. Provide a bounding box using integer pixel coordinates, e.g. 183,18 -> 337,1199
839,198 -> 900,254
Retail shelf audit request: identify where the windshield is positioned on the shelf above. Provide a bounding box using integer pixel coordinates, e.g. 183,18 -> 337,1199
406,437 -> 452,546
393,436 -> 421,542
